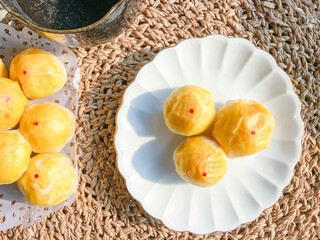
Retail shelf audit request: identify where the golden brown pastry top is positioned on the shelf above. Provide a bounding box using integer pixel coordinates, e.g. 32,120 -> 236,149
212,99 -> 275,158
18,153 -> 78,206
0,130 -> 32,185
0,77 -> 28,130
19,102 -> 75,153
163,85 -> 215,136
10,48 -> 67,99
174,136 -> 228,187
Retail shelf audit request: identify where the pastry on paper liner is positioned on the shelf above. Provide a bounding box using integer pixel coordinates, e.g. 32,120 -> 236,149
10,48 -> 67,99
20,102 -> 75,153
18,153 -> 77,206
0,77 -> 28,130
0,58 -> 8,77
0,130 -> 32,185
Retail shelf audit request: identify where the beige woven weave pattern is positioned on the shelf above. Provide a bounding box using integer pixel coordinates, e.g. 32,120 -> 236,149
1,0 -> 320,239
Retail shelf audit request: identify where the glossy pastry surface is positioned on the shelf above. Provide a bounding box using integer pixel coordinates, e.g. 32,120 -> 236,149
163,85 -> 215,136
212,99 -> 275,158
174,136 -> 228,187
10,48 -> 67,99
0,77 -> 28,130
20,102 -> 75,153
18,153 -> 78,206
0,130 -> 32,185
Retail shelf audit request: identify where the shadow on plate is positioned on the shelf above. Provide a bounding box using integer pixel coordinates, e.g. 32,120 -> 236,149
127,88 -> 173,137
131,138 -> 187,185
127,88 -> 187,184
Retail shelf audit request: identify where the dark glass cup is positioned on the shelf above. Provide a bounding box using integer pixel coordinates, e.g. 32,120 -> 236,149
0,0 -> 141,47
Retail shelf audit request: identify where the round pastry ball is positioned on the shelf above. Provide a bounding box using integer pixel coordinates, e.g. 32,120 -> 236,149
18,153 -> 77,206
20,102 -> 75,153
0,58 -> 8,77
0,131 -> 32,185
174,136 -> 228,187
0,77 -> 28,130
163,85 -> 215,136
212,99 -> 275,158
10,48 -> 67,99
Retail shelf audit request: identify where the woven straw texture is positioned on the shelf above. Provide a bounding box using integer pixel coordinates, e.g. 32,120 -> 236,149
1,0 -> 320,239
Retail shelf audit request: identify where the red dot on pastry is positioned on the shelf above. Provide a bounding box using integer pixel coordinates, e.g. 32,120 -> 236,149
5,97 -> 11,102
251,131 -> 256,135
34,174 -> 39,178
189,109 -> 194,113
202,172 -> 207,177
33,122 -> 38,126
23,70 -> 27,75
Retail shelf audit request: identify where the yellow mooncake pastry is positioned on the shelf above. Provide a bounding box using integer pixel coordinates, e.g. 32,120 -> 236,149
18,153 -> 78,206
0,131 -> 32,185
0,77 -> 28,130
0,58 -> 8,77
163,85 -> 215,136
212,99 -> 275,158
20,102 -> 75,153
174,136 -> 228,187
10,48 -> 67,99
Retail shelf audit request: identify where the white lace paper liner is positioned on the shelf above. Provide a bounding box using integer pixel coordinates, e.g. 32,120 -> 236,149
0,23 -> 79,230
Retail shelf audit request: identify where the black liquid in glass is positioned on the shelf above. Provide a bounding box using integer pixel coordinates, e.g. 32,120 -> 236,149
15,0 -> 119,30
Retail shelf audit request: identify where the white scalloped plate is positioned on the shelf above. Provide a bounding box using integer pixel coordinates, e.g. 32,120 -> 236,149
115,35 -> 304,234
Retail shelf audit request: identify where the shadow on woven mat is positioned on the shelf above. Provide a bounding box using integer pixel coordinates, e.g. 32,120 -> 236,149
1,0 -> 320,239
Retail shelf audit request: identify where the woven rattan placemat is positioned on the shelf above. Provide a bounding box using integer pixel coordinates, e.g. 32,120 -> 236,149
1,0 -> 320,239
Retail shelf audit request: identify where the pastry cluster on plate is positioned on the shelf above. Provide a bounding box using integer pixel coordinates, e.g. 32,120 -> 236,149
0,48 -> 77,206
163,85 -> 275,187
